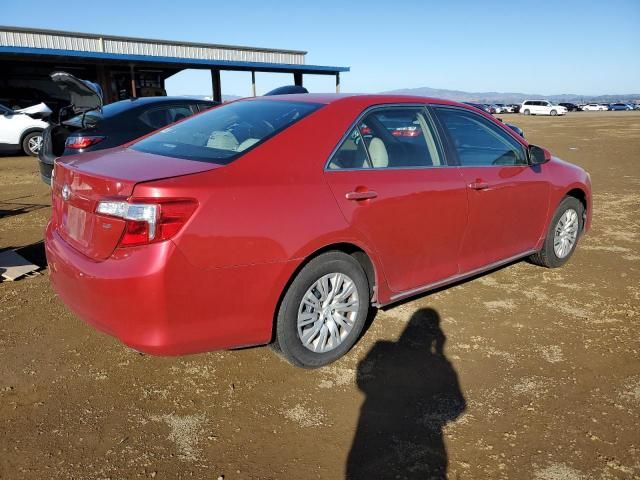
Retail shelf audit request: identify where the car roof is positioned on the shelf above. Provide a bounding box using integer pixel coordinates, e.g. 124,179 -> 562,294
245,93 -> 464,109
93,96 -> 216,119
112,96 -> 214,106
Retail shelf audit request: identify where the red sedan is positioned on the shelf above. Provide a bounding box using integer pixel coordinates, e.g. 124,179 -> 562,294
45,95 -> 592,368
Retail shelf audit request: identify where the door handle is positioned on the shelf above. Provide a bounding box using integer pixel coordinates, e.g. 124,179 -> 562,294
345,190 -> 378,201
468,181 -> 490,190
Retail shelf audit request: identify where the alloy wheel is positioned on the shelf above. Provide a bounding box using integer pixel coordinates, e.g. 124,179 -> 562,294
553,208 -> 579,258
28,135 -> 43,154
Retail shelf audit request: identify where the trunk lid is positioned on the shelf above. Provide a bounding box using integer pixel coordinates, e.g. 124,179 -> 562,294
52,148 -> 221,260
50,72 -> 103,113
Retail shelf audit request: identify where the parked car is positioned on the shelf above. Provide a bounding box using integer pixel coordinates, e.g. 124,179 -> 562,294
510,104 -> 521,113
0,86 -> 69,117
581,103 -> 607,111
462,102 -> 491,114
495,103 -> 513,113
521,100 -> 567,116
0,102 -> 51,156
608,103 -> 632,111
559,103 -> 581,112
45,95 -> 592,368
264,85 -> 309,96
39,89 -> 215,184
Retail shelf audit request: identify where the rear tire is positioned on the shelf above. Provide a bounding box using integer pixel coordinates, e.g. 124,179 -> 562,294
529,197 -> 584,268
22,131 -> 43,157
272,252 -> 370,368
523,109 -> 531,115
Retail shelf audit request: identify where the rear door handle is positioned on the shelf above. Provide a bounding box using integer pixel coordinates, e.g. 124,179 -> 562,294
468,181 -> 490,190
345,190 -> 378,201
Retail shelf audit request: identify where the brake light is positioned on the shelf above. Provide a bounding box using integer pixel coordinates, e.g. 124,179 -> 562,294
96,198 -> 198,247
65,136 -> 106,149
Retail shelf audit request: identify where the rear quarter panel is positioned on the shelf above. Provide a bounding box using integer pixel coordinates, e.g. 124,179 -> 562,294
133,100 -> 375,269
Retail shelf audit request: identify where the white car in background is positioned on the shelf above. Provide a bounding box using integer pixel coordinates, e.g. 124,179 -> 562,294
582,103 -> 608,111
494,103 -> 513,113
521,100 -> 568,116
0,103 -> 51,156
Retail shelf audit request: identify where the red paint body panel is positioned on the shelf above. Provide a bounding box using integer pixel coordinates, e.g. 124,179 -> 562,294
325,168 -> 467,292
45,94 -> 593,356
456,165 -> 550,271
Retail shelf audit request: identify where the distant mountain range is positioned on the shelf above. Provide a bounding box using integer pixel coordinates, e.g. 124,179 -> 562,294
383,86 -> 640,104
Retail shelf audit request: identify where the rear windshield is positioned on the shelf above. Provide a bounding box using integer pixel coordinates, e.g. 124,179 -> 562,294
130,99 -> 323,164
63,110 -> 103,128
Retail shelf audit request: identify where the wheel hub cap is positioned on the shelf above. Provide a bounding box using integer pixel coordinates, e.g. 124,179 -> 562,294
297,272 -> 359,353
553,208 -> 579,258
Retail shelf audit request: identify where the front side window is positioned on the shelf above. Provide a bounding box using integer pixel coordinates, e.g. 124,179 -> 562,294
433,107 -> 527,167
131,100 -> 322,164
328,108 -> 443,170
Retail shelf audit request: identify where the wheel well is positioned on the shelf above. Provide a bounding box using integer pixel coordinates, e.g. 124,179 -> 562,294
566,188 -> 587,210
566,188 -> 587,230
270,243 -> 377,343
299,243 -> 376,299
19,128 -> 44,145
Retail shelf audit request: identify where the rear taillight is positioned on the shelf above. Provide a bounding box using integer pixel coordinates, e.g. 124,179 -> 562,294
96,198 -> 198,247
65,136 -> 106,149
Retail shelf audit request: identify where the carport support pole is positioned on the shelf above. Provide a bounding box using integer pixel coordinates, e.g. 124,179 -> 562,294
129,65 -> 137,98
336,73 -> 340,93
251,71 -> 256,97
211,68 -> 222,103
293,72 -> 303,87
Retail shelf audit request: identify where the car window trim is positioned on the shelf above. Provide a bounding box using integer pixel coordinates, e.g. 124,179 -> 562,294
429,105 -> 529,168
324,103 -> 450,172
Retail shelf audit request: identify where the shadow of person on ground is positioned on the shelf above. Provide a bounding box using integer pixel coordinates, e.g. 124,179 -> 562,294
346,308 -> 466,480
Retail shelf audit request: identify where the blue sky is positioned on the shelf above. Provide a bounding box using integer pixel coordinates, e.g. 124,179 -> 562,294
5,0 -> 639,96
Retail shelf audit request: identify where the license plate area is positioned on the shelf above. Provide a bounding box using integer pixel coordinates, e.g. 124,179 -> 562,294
63,204 -> 89,246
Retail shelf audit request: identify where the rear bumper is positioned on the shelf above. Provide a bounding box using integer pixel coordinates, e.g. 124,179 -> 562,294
38,157 -> 53,185
45,222 -> 296,355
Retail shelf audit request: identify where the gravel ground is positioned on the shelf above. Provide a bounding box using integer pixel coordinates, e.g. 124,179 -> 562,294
0,111 -> 639,479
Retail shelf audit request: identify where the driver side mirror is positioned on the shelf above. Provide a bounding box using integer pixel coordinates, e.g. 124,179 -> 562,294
528,145 -> 551,165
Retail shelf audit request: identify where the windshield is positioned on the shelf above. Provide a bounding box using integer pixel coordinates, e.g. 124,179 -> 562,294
131,99 -> 323,164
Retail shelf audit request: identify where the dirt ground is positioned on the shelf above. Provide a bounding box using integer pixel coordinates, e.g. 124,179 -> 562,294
1,111 -> 639,480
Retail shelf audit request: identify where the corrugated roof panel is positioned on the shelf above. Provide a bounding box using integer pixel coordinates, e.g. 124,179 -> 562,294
0,26 -> 306,65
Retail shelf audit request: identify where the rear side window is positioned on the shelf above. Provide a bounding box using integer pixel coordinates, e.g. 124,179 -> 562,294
328,127 -> 369,169
329,108 -> 443,169
138,105 -> 194,129
131,100 -> 322,164
433,107 -> 527,166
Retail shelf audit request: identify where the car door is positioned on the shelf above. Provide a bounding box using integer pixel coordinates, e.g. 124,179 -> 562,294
530,101 -> 541,115
431,105 -> 550,272
324,106 -> 468,293
0,106 -> 14,145
0,107 -> 24,146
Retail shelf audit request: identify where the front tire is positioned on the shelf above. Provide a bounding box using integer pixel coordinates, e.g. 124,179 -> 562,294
273,252 -> 370,368
530,197 -> 584,268
22,131 -> 43,157
550,109 -> 557,116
